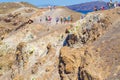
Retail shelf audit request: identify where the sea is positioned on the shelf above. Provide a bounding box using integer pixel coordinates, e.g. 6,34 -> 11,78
76,10 -> 93,14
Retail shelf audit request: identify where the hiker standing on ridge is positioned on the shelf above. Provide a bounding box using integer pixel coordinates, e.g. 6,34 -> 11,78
48,6 -> 52,11
100,6 -> 105,10
63,17 -> 67,24
109,0 -> 113,5
70,15 -> 73,22
40,18 -> 42,22
45,16 -> 48,22
67,15 -> 71,23
56,17 -> 59,24
94,6 -> 98,11
114,1 -> 118,8
53,5 -> 56,10
108,0 -> 114,8
48,16 -> 52,23
60,17 -> 63,24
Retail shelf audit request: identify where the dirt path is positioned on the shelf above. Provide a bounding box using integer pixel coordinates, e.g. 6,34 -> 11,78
28,23 -> 69,43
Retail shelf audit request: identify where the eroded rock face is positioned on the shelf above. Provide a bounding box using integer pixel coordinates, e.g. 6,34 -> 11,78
59,47 -> 84,80
30,44 -> 60,80
59,8 -> 120,80
59,46 -> 97,80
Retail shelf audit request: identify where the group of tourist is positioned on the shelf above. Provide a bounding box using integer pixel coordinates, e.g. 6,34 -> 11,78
45,16 -> 52,22
48,5 -> 56,11
55,15 -> 73,24
94,6 -> 105,11
94,0 -> 120,11
40,15 -> 73,24
107,0 -> 119,8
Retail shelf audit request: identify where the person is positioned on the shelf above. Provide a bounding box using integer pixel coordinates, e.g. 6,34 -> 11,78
109,0 -> 113,4
108,0 -> 114,8
40,18 -> 42,22
70,15 -> 73,22
118,3 -> 120,7
60,17 -> 63,24
48,6 -> 52,11
80,15 -> 84,19
48,16 -> 52,23
56,17 -> 59,24
94,6 -> 98,11
114,1 -> 118,8
45,16 -> 48,22
63,17 -> 67,23
67,15 -> 71,23
48,6 -> 50,10
101,6 -> 105,10
53,5 -> 56,10
50,6 -> 52,11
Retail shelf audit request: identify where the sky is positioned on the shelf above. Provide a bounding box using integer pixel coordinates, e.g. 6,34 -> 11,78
0,0 -> 120,6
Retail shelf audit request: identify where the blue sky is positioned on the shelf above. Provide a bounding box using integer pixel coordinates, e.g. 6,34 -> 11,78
0,0 -> 120,6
